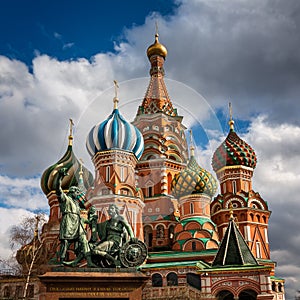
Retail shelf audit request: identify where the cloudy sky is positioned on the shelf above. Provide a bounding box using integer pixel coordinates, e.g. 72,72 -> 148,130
1,0 -> 300,297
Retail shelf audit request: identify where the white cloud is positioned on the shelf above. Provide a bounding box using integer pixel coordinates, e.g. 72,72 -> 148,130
0,175 -> 47,211
63,42 -> 75,50
0,208 -> 35,258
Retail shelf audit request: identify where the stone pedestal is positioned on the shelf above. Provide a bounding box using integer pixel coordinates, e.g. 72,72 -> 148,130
39,268 -> 149,300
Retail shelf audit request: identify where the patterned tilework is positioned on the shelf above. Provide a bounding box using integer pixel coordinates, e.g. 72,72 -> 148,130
86,108 -> 144,159
212,130 -> 257,172
171,155 -> 217,198
41,145 -> 94,195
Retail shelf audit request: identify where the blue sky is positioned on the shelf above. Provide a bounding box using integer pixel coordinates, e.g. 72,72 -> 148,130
0,0 -> 177,65
1,0 -> 300,298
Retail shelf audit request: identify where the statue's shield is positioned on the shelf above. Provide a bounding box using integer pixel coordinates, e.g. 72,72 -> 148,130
119,240 -> 148,268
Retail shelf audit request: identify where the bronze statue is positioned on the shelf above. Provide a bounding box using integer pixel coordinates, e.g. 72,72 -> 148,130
55,169 -> 147,268
91,204 -> 138,266
54,168 -> 97,267
88,205 -> 98,244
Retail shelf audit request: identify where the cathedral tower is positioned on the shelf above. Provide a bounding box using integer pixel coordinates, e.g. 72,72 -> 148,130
211,106 -> 271,259
85,92 -> 145,240
171,136 -> 219,251
133,33 -> 188,250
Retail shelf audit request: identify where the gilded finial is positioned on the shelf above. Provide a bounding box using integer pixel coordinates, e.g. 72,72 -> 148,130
69,118 -> 74,146
79,158 -> 84,176
113,80 -> 119,109
228,102 -> 235,131
146,22 -> 168,59
189,129 -> 195,157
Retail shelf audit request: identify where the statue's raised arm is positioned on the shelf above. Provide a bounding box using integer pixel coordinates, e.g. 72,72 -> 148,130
54,168 -> 69,202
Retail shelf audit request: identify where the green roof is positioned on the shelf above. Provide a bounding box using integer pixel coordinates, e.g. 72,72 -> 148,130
198,264 -> 269,272
180,217 -> 215,227
148,249 -> 218,259
270,275 -> 285,281
212,219 -> 258,267
139,260 -> 199,270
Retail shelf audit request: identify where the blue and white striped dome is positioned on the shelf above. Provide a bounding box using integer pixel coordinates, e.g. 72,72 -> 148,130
86,100 -> 144,159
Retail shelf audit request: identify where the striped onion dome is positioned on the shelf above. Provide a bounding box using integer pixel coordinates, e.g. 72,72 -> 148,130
86,98 -> 144,159
171,152 -> 218,198
41,134 -> 94,195
212,119 -> 257,172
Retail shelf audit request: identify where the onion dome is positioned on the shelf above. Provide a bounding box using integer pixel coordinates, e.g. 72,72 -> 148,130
212,118 -> 257,172
171,146 -> 217,198
86,96 -> 144,159
147,33 -> 168,59
41,120 -> 94,195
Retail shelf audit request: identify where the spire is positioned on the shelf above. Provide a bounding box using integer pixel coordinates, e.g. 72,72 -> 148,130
146,23 -> 168,60
78,158 -> 85,191
137,31 -> 177,117
228,102 -> 235,132
212,215 -> 258,267
189,129 -> 195,157
68,118 -> 74,146
113,80 -> 119,109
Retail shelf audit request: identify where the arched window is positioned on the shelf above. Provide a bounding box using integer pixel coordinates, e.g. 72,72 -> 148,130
156,225 -> 164,238
167,172 -> 172,194
146,180 -> 154,197
264,228 -> 269,243
152,273 -> 163,287
244,181 -> 249,192
190,202 -> 194,214
187,273 -> 201,290
144,225 -> 153,248
192,241 -> 197,251
148,186 -> 154,197
120,167 -> 124,182
232,180 -> 237,194
3,286 -> 11,298
256,242 -> 262,258
169,225 -> 175,239
167,272 -> 178,286
106,166 -> 110,182
239,289 -> 257,300
216,290 -> 234,300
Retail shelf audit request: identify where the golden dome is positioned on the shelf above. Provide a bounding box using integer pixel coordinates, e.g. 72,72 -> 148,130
147,33 -> 168,59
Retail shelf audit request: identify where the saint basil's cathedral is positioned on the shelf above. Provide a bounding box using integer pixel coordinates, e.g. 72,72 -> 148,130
2,33 -> 285,300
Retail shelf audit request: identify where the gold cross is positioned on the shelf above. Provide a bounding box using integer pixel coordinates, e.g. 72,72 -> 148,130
69,118 -> 74,136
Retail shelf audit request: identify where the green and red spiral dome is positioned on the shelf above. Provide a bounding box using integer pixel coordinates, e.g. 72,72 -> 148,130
212,124 -> 257,172
171,155 -> 217,198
